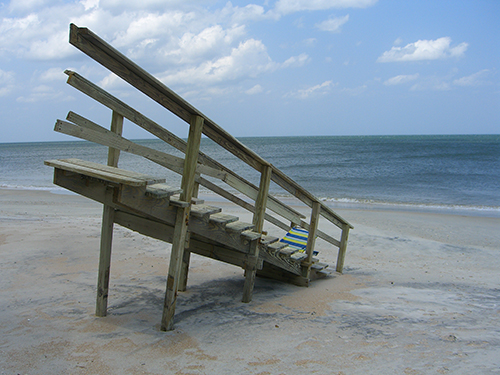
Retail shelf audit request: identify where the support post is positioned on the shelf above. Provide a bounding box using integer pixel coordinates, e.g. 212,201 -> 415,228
305,201 -> 321,264
161,115 -> 204,331
336,224 -> 350,273
242,164 -> 272,303
242,238 -> 259,303
252,165 -> 272,233
95,111 -> 123,317
178,176 -> 199,292
302,201 -> 320,281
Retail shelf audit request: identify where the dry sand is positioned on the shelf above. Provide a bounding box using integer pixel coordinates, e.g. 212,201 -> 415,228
0,189 -> 499,374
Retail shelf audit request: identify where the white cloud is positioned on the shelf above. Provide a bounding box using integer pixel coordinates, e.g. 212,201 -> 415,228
16,84 -> 67,102
341,84 -> 367,95
39,67 -> 67,82
0,69 -> 15,96
453,69 -> 490,87
316,15 -> 349,33
377,37 -> 468,63
410,79 -> 451,92
223,2 -> 278,25
8,0 -> 49,13
393,37 -> 403,46
282,53 -> 310,68
245,84 -> 263,95
384,73 -> 419,86
286,80 -> 334,99
163,25 -> 246,65
275,0 -> 377,14
160,39 -> 279,86
0,1 -> 320,100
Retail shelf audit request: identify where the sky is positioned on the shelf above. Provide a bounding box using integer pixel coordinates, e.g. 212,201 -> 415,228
0,0 -> 499,143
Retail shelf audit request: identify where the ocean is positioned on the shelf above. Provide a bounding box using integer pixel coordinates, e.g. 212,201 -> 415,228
1,135 -> 499,217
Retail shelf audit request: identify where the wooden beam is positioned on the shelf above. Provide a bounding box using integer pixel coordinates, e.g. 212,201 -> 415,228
336,224 -> 350,273
252,165 -> 272,233
241,239 -> 259,303
305,201 -> 321,267
107,111 -> 123,167
161,115 -> 204,331
95,111 -> 123,317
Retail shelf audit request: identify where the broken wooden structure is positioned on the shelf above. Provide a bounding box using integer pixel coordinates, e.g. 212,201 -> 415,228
45,24 -> 353,331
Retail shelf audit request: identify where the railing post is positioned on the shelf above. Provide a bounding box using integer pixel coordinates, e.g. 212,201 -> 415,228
305,201 -> 321,264
178,174 -> 200,292
336,224 -> 350,273
252,164 -> 272,233
96,111 -> 123,317
161,115 -> 204,331
242,164 -> 272,303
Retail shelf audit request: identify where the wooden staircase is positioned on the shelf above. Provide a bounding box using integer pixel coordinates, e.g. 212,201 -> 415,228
45,24 -> 352,331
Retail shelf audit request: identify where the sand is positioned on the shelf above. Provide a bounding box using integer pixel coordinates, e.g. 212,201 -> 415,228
0,188 -> 499,374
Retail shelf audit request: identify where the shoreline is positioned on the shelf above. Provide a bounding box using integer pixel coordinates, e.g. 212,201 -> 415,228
1,188 -> 499,373
2,185 -> 498,219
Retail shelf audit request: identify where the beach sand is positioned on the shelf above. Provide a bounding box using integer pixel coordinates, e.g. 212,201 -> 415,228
0,189 -> 499,374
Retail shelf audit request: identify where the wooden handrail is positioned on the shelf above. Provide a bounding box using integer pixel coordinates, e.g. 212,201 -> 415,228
64,71 -> 305,222
67,24 -> 353,231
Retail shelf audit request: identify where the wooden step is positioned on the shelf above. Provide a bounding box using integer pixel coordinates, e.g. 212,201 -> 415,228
190,204 -> 222,218
226,221 -> 254,234
191,197 -> 205,205
145,184 -> 182,199
260,235 -> 279,246
290,252 -> 307,261
241,230 -> 261,241
314,269 -> 332,278
209,213 -> 239,226
169,197 -> 190,208
279,246 -> 297,256
266,241 -> 289,255
45,158 -> 165,186
310,262 -> 329,271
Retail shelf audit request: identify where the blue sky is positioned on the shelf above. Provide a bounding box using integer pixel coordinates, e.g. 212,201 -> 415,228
0,0 -> 498,142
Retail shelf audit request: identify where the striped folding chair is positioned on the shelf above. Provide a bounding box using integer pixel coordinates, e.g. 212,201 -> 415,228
279,227 -> 318,256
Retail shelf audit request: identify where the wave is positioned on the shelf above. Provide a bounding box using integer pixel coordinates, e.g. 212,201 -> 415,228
320,196 -> 500,217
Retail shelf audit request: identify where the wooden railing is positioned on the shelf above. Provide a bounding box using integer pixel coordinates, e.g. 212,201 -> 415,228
61,24 -> 353,273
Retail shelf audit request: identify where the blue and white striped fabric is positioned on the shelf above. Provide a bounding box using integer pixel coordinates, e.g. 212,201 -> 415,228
280,227 -> 319,255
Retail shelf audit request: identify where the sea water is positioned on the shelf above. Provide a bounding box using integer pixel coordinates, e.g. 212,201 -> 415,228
1,135 -> 498,217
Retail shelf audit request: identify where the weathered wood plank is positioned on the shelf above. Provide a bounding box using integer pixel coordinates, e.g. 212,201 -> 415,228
107,111 -> 123,168
259,235 -> 279,246
240,230 -> 262,241
145,184 -> 182,199
252,165 -> 272,233
95,110 -> 123,317
95,187 -> 115,317
209,213 -> 239,226
225,221 -> 254,234
45,158 -> 163,186
266,241 -> 289,253
242,239 -> 259,303
290,252 -> 308,261
336,224 -> 350,273
305,201 -> 321,265
55,119 -> 185,175
190,204 -> 222,218
162,115 -> 204,331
